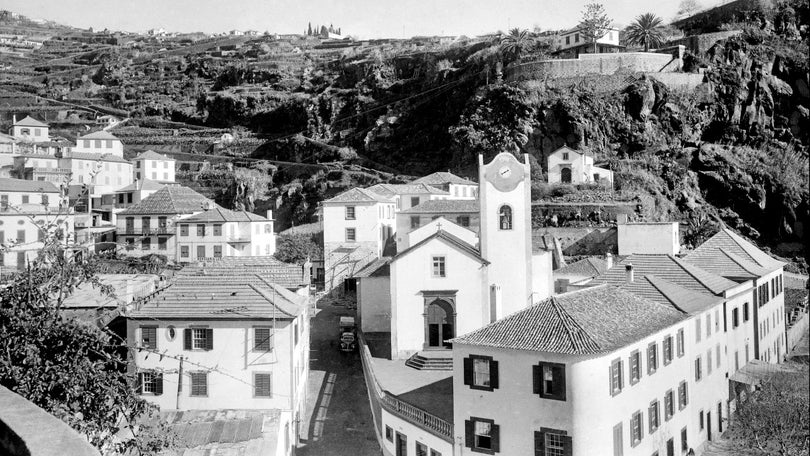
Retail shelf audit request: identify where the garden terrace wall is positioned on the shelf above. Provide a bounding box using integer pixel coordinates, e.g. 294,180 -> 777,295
507,52 -> 681,81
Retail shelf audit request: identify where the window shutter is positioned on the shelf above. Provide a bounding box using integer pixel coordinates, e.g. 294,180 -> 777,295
155,373 -> 163,395
619,361 -> 624,389
490,424 -> 500,452
136,373 -> 143,394
556,365 -> 567,401
463,357 -> 472,386
184,328 -> 192,350
534,431 -> 545,456
205,328 -> 214,350
464,420 -> 474,448
533,364 -> 542,395
563,435 -> 573,456
608,365 -> 613,395
490,360 -> 499,389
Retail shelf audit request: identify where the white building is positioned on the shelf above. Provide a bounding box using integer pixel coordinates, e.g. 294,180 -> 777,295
59,151 -> 134,193
132,150 -> 175,182
547,146 -> 613,186
9,115 -> 50,143
554,26 -> 624,57
175,206 -> 275,262
618,222 -> 680,256
413,171 -> 478,199
127,271 -> 309,456
0,178 -> 72,270
395,199 -> 479,251
96,179 -> 168,226
73,130 -> 124,157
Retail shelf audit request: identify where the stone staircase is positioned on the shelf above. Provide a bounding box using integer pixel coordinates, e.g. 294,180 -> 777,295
405,351 -> 453,371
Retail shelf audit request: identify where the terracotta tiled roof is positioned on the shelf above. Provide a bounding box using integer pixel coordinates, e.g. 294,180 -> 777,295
180,206 -> 269,223
119,186 -> 214,215
130,274 -> 305,319
686,229 -> 784,278
393,229 -> 487,265
62,151 -> 131,163
592,254 -> 736,295
0,178 -> 59,193
623,275 -> 723,314
178,256 -> 307,289
77,130 -> 120,141
322,187 -> 393,204
13,115 -> 48,127
114,179 -> 167,192
413,171 -> 476,186
134,150 -> 175,161
554,257 -> 608,277
400,199 -> 479,214
452,285 -> 684,354
367,183 -> 450,196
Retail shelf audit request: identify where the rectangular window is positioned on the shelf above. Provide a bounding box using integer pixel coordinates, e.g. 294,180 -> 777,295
678,381 -> 688,410
17,230 -> 25,243
534,362 -> 566,401
254,373 -> 272,397
410,216 -> 420,229
664,390 -> 674,420
142,237 -> 151,250
190,372 -> 208,397
192,328 -> 209,350
695,356 -> 702,381
196,245 -> 205,259
345,228 -> 356,242
630,350 -> 642,384
663,336 -> 673,365
743,303 -> 749,322
465,418 -> 497,452
21,195 -> 29,204
732,308 -> 739,328
699,410 -> 705,431
158,237 -> 167,250
681,427 -> 688,451
432,256 -> 446,277
676,329 -> 685,357
610,358 -> 623,395
213,224 -> 222,236
416,442 -> 428,456
345,206 -> 356,220
696,318 -> 701,343
649,400 -> 660,432
456,215 -> 470,227
536,429 -> 570,456
707,349 -> 713,375
196,224 -> 205,236
411,196 -> 420,207
715,309 -> 720,333
140,326 -> 157,349
180,224 -> 188,236
385,426 -> 393,442
139,371 -> 162,395
647,342 -> 658,374
213,245 -> 222,257
473,357 -> 491,388
716,344 -> 721,368
631,411 -> 643,446
706,313 -> 711,338
254,327 -> 274,351
180,245 -> 189,258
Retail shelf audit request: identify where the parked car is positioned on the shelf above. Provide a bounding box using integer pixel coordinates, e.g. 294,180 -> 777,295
338,316 -> 357,352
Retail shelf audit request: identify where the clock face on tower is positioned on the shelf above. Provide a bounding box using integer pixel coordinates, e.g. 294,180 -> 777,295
484,153 -> 525,192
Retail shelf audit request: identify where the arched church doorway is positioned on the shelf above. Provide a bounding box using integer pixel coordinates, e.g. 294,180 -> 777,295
425,299 -> 454,349
560,167 -> 572,183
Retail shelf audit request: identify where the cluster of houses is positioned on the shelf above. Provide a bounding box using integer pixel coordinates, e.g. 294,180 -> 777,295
0,114 -> 277,272
319,152 -> 792,456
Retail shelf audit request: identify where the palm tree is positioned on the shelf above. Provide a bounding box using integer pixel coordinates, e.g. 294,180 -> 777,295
624,13 -> 665,52
500,28 -> 532,62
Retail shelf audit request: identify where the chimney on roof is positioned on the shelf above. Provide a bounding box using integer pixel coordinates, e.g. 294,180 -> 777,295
606,252 -> 613,270
12,114 -> 16,124
625,263 -> 634,283
266,209 -> 273,220
557,278 -> 570,294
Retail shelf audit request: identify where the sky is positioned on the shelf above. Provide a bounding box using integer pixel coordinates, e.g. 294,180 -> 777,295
5,0 -> 710,38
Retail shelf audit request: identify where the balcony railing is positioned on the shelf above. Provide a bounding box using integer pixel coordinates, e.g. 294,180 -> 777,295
357,332 -> 453,442
122,227 -> 176,235
226,234 -> 251,243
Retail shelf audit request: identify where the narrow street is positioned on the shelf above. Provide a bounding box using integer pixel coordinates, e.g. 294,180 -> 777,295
298,294 -> 381,456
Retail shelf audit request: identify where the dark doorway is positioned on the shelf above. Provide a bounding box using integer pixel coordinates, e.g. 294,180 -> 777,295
717,403 -> 723,432
707,411 -> 712,441
425,299 -> 454,349
395,432 -> 407,456
561,167 -> 572,183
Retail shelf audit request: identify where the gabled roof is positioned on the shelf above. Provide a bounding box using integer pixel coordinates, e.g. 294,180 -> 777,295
76,130 -> 120,141
114,179 -> 167,193
13,115 -> 48,128
353,257 -> 391,278
592,254 -> 737,296
119,186 -> 213,215
133,150 -> 175,161
554,257 -> 607,278
393,229 -> 487,265
322,187 -> 393,204
129,274 -> 305,319
0,178 -> 59,193
367,183 -> 450,196
550,145 -> 594,158
452,285 -> 684,355
61,151 -> 131,164
180,206 -> 269,223
177,256 -> 307,289
413,171 -> 476,186
686,229 -> 784,277
620,275 -> 723,314
400,199 -> 479,214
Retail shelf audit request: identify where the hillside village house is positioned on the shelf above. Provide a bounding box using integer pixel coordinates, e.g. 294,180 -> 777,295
0,178 -> 72,271
127,270 -> 309,456
9,115 -> 50,143
73,130 -> 124,157
413,171 -> 478,199
547,146 -> 614,186
176,206 -> 275,261
132,150 -> 176,182
97,179 -> 168,225
60,151 -> 134,192
13,154 -> 68,183
554,26 -> 624,58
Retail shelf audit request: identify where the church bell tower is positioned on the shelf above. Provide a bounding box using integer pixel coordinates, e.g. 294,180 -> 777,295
478,152 -> 533,321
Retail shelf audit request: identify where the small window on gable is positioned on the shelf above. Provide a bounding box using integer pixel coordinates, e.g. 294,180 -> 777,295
432,256 -> 446,277
498,205 -> 512,230
562,152 -> 569,160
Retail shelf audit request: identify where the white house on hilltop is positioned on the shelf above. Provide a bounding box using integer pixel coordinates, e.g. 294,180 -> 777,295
9,115 -> 50,143
132,150 -> 175,182
547,146 -> 613,186
73,130 -> 124,157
